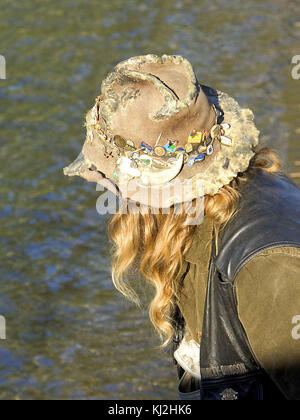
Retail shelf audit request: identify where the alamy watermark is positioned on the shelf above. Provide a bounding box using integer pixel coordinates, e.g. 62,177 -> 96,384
0,55 -> 6,80
95,178 -> 205,225
0,316 -> 6,340
291,315 -> 300,340
291,55 -> 300,80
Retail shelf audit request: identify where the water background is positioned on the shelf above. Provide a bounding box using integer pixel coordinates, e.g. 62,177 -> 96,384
0,0 -> 300,400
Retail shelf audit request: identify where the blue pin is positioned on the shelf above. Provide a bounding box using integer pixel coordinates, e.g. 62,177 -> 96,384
187,156 -> 196,167
195,153 -> 205,162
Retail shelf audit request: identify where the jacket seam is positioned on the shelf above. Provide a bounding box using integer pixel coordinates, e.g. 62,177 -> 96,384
232,242 -> 300,283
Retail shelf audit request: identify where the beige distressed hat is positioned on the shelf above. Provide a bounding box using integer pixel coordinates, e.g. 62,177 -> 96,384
64,54 -> 259,207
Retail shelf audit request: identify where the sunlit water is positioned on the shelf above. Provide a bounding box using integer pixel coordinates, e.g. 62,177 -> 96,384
0,0 -> 299,400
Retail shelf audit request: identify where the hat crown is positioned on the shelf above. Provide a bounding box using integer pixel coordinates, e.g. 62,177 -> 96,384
97,54 -> 214,147
113,54 -> 197,105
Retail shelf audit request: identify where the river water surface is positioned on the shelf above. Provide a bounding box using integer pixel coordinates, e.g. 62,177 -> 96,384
0,0 -> 299,400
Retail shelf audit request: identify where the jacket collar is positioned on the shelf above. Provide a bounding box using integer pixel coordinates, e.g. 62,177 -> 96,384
184,216 -> 214,265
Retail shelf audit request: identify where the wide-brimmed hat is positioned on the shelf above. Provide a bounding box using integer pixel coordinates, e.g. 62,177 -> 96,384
64,54 -> 259,207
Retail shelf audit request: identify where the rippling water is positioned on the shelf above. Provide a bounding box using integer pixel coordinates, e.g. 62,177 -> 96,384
0,0 -> 299,400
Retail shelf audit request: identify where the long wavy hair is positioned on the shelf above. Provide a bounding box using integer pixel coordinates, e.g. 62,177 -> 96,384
108,147 -> 282,347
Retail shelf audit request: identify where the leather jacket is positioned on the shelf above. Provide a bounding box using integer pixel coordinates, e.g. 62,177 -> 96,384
178,171 -> 300,400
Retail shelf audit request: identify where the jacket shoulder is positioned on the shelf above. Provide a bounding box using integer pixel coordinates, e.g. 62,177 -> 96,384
235,245 -> 300,283
215,171 -> 300,282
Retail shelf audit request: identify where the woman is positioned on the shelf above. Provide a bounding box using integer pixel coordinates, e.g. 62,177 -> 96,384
64,55 -> 300,400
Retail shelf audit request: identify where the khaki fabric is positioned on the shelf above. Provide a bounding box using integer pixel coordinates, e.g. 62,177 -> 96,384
179,217 -> 300,400
177,216 -> 214,343
235,248 -> 300,400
